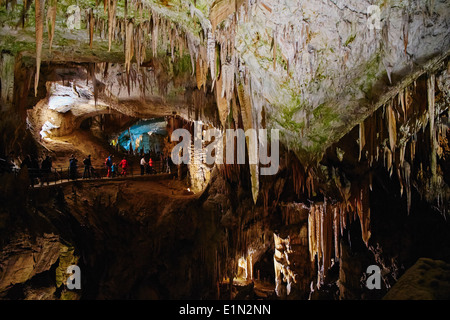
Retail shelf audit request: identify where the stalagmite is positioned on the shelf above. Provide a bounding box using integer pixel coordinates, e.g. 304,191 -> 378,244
273,233 -> 296,296
34,0 -> 44,97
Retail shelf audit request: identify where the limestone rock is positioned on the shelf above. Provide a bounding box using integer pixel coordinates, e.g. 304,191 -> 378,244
0,233 -> 61,294
383,258 -> 450,300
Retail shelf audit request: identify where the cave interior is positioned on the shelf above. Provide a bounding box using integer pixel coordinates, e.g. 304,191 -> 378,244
0,0 -> 449,301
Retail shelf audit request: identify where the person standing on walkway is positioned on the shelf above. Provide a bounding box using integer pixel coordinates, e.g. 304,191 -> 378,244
83,155 -> 92,179
111,162 -> 118,177
165,157 -> 171,174
41,155 -> 52,186
119,157 -> 129,176
140,156 -> 146,175
105,154 -> 113,177
69,154 -> 78,180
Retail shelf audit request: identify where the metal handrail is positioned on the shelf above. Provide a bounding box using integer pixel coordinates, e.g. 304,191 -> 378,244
12,160 -> 167,188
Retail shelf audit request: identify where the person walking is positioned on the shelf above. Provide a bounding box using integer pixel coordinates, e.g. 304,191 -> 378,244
105,154 -> 113,177
83,155 -> 92,179
119,157 -> 129,176
148,157 -> 154,174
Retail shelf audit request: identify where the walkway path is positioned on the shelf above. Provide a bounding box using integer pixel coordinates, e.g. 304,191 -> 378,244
30,172 -> 176,189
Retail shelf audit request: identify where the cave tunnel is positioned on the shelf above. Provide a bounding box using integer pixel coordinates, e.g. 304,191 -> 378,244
0,0 -> 449,309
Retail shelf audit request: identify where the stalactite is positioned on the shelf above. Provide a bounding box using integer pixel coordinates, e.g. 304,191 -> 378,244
123,0 -> 127,53
308,201 -> 340,285
356,185 -> 371,246
322,203 -> 330,278
20,0 -> 32,28
87,64 -> 98,107
152,11 -> 159,57
359,121 -> 365,161
34,0 -> 44,97
207,30 -> 216,85
292,157 -> 305,196
108,0 -> 117,52
427,73 -> 437,181
88,8 -> 94,49
333,206 -> 340,260
404,161 -> 412,215
387,100 -> 397,152
272,28 -> 277,71
47,0 -> 57,53
216,71 -> 230,127
402,11 -> 409,55
196,56 -> 208,91
308,205 -> 315,261
305,167 -> 315,198
316,205 -> 322,263
399,89 -> 406,122
125,20 -> 134,76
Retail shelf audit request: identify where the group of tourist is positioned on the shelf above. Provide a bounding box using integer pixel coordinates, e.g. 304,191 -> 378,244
16,153 -> 53,186
6,151 -> 169,187
70,154 -> 130,179
104,154 -> 130,177
140,155 -> 157,175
